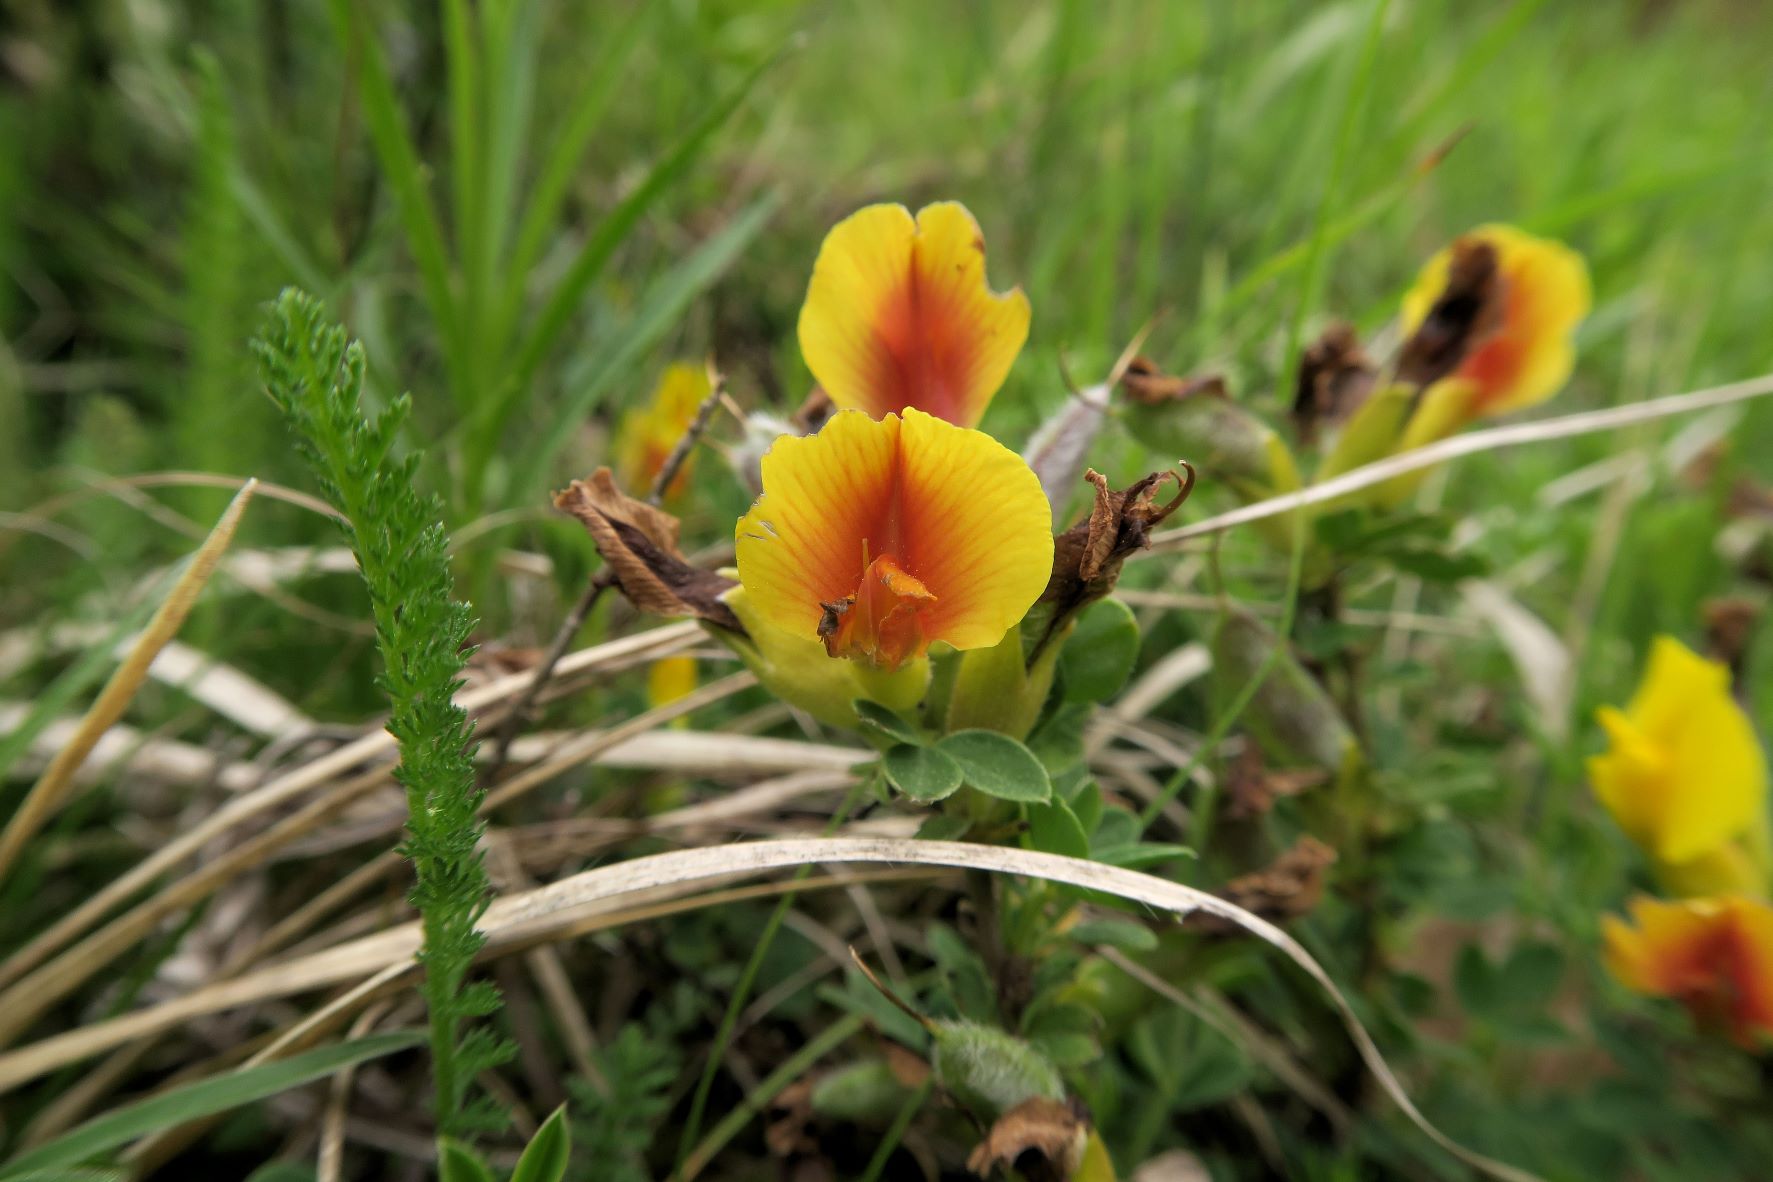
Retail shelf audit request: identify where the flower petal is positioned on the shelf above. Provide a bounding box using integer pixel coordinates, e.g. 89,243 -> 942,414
616,361 -> 710,498
1631,637 -> 1767,865
1604,895 -> 1773,1047
1400,224 -> 1590,420
734,409 -> 1052,665
735,408 -> 902,640
893,408 -> 1054,651
798,202 -> 1030,428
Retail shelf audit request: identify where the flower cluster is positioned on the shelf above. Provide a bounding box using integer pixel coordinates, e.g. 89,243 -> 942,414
1589,636 -> 1773,1046
564,199 -> 1141,740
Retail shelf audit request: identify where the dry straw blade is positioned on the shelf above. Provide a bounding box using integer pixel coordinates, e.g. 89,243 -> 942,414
1145,371 -> 1773,552
0,620 -> 702,994
0,838 -> 1539,1182
0,479 -> 258,883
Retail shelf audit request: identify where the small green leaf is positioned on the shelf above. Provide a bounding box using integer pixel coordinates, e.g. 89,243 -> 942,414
1069,780 -> 1103,836
1068,917 -> 1158,952
1387,546 -> 1490,583
936,730 -> 1052,802
1024,1003 -> 1102,1068
883,744 -> 964,802
439,1140 -> 498,1182
809,1058 -> 917,1122
1025,799 -> 1091,859
1496,942 -> 1565,1012
1092,842 -> 1196,869
0,1032 -> 424,1178
914,814 -> 973,842
854,699 -> 924,746
509,1104 -> 571,1182
1454,944 -> 1499,1018
1059,598 -> 1140,702
1089,806 -> 1141,851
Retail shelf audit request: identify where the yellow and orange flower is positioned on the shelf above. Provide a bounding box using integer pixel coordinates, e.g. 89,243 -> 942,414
1395,224 -> 1590,449
616,362 -> 710,501
734,408 -> 1052,673
798,202 -> 1030,430
1588,636 -> 1770,896
1604,894 -> 1773,1047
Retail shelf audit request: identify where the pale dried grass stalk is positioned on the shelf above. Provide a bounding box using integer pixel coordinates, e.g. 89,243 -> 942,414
0,480 -> 258,882
1146,372 -> 1773,552
0,839 -> 1540,1182
0,620 -> 700,991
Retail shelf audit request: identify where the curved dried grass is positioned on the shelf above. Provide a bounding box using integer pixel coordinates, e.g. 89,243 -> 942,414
1,838 -> 1539,1181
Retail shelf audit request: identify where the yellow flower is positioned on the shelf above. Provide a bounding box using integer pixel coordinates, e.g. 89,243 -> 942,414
797,202 -> 1030,429
616,362 -> 709,501
1588,636 -> 1769,893
1396,224 -> 1590,449
734,408 -> 1052,674
647,655 -> 698,712
1604,894 -> 1773,1048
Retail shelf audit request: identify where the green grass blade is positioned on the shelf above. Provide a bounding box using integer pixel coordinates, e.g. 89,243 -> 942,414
502,5 -> 655,317
442,0 -> 486,318
0,1032 -> 424,1178
491,45 -> 787,438
323,0 -> 462,399
517,192 -> 780,504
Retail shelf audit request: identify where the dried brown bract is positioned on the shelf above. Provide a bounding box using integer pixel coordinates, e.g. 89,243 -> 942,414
1293,321 -> 1378,441
1120,355 -> 1227,406
1395,236 -> 1503,390
966,1096 -> 1090,1182
1703,596 -> 1762,687
1193,836 -> 1338,933
553,468 -> 742,632
1223,742 -> 1331,821
1049,468 -> 1194,599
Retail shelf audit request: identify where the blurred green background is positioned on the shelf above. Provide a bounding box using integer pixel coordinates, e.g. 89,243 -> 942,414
4,1 -> 1773,1177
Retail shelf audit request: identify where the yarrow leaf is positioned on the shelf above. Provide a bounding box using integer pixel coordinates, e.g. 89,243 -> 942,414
252,289 -> 511,1141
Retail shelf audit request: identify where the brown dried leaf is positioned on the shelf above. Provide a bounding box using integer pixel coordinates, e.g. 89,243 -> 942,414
1703,596 -> 1762,686
1193,836 -> 1338,934
1223,742 -> 1330,821
1396,236 -> 1503,390
766,1078 -> 819,1157
1293,322 -> 1378,441
553,469 -> 742,632
1727,477 -> 1773,520
966,1096 -> 1090,1182
884,1041 -> 933,1089
1120,356 -> 1227,406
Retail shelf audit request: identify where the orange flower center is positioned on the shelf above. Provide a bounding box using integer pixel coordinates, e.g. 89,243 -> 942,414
818,550 -> 937,670
1663,917 -> 1773,1046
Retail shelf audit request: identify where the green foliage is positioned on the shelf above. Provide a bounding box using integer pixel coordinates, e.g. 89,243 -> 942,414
10,3 -> 1773,1178
508,1107 -> 572,1182
883,743 -> 964,802
1057,597 -> 1141,703
567,1025 -> 680,1182
252,291 -> 509,1140
0,1033 -> 423,1178
936,730 -> 1054,803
